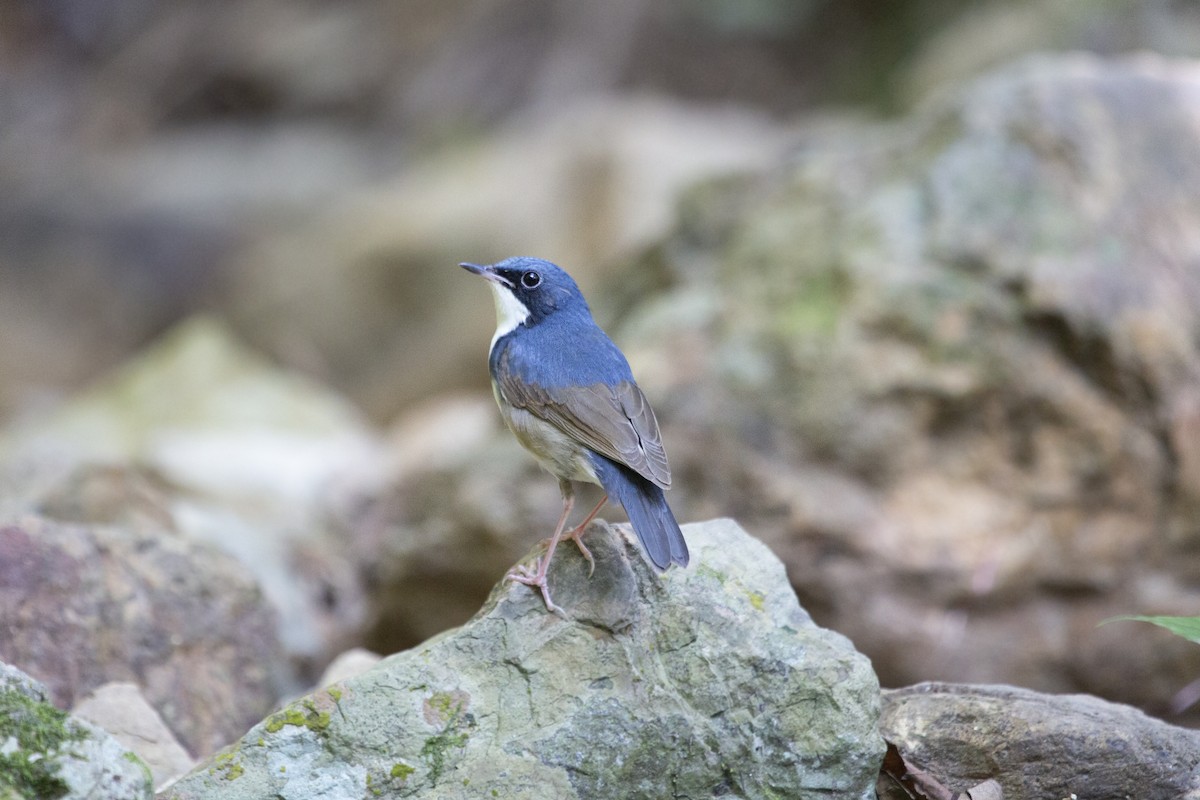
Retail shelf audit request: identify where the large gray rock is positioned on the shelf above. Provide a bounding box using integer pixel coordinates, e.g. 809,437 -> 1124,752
0,662 -> 153,800
162,519 -> 884,800
880,683 -> 1200,800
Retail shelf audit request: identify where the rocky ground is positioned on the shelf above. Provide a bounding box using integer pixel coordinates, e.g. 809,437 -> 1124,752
4,4 -> 1200,799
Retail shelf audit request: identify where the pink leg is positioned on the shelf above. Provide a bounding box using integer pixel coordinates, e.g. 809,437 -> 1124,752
563,494 -> 607,577
505,487 -> 575,615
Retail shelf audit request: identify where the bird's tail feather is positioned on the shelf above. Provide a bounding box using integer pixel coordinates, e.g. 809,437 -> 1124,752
589,454 -> 688,571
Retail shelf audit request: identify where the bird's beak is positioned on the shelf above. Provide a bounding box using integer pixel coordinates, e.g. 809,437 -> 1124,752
459,262 -> 513,288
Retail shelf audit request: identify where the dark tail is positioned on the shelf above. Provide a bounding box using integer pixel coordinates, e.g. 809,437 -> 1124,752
588,454 -> 688,571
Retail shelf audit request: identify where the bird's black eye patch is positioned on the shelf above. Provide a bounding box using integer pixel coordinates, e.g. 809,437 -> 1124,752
521,271 -> 541,289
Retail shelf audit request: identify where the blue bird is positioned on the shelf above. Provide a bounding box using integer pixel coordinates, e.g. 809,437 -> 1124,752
461,256 -> 688,613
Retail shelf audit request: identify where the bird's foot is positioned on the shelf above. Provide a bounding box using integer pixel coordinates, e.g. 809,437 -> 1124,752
504,562 -> 566,616
563,526 -> 595,577
530,532 -> 595,575
533,527 -> 595,577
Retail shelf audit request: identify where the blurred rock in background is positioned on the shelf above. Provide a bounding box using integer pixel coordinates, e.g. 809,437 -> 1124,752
3,0 -> 1200,763
8,0 -> 1199,423
0,513 -> 281,755
0,317 -> 377,667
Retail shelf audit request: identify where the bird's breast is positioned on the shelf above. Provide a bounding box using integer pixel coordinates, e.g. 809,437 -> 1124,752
492,380 -> 599,485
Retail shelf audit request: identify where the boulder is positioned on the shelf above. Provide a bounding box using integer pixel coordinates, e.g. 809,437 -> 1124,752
900,0 -> 1200,103
0,662 -> 153,800
161,519 -> 884,800
0,516 -> 282,755
880,682 -> 1200,800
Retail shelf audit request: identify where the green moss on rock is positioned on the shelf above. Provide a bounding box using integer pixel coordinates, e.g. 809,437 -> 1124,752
420,730 -> 468,786
0,690 -> 90,800
746,589 -> 766,611
263,700 -> 332,735
418,689 -> 474,785
212,749 -> 245,781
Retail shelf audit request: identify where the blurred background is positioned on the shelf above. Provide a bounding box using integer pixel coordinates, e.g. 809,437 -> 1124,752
7,0 -> 1200,420
4,0 -> 1200,756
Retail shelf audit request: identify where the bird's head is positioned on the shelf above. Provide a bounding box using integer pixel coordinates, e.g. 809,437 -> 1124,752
460,257 -> 588,335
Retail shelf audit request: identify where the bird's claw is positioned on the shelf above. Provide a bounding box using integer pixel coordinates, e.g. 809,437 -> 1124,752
504,561 -> 567,616
504,563 -> 537,582
564,527 -> 595,577
506,503 -> 602,615
533,528 -> 595,577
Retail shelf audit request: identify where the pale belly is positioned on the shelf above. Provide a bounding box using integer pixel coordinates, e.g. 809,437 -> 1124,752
493,382 -> 599,485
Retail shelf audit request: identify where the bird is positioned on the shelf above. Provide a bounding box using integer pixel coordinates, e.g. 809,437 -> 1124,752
460,256 -> 688,613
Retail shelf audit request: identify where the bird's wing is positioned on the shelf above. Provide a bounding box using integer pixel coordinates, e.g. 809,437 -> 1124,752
497,367 -> 672,490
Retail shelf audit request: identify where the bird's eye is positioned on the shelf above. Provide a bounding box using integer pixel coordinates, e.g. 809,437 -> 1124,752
521,271 -> 541,289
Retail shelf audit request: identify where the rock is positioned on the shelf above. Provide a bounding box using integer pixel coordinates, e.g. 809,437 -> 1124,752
161,519 -> 884,800
0,662 -> 153,800
880,683 -> 1200,800
0,515 -> 282,755
0,317 -> 376,676
71,682 -> 194,790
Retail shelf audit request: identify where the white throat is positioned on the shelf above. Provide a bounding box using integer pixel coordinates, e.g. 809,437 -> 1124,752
489,283 -> 531,351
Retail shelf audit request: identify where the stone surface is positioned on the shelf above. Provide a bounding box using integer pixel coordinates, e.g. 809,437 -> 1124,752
880,682 -> 1200,800
0,515 -> 282,756
72,682 -> 195,790
0,661 -> 153,800
162,519 -> 884,800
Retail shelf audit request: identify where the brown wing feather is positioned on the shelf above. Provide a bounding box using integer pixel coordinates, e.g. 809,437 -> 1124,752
498,370 -> 671,489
